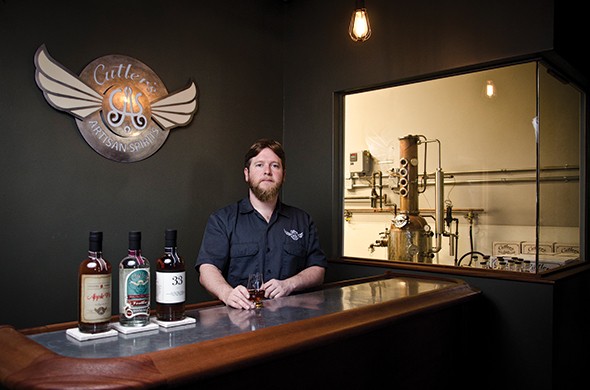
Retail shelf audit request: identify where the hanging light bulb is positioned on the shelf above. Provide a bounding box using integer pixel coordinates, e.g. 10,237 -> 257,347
349,0 -> 372,42
484,80 -> 497,99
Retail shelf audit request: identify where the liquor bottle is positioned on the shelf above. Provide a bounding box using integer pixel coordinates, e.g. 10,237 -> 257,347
78,231 -> 112,333
119,231 -> 151,326
156,229 -> 186,321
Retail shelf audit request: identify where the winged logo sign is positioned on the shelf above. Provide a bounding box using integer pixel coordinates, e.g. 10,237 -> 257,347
34,45 -> 198,162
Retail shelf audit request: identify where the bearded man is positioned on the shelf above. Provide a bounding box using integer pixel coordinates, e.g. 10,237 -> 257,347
196,139 -> 327,309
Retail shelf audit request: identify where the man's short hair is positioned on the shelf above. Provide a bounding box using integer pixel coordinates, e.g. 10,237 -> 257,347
244,138 -> 286,169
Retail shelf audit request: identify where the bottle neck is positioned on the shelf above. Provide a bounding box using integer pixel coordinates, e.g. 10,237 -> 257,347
128,248 -> 141,256
128,249 -> 146,266
165,246 -> 181,263
88,250 -> 109,270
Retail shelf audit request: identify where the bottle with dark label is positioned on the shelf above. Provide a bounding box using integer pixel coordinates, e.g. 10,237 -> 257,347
119,231 -> 150,326
156,229 -> 186,321
78,231 -> 112,333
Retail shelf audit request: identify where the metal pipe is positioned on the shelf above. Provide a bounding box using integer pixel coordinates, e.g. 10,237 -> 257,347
353,165 -> 578,181
371,171 -> 383,209
432,168 -> 443,253
449,232 -> 455,257
425,175 -> 579,186
458,166 -> 578,175
422,165 -> 579,177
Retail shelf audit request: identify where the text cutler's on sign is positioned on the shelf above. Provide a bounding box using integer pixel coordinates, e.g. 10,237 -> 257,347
34,45 -> 198,162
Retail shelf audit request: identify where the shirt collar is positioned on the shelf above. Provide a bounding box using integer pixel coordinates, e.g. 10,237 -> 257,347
238,197 -> 254,214
238,197 -> 289,218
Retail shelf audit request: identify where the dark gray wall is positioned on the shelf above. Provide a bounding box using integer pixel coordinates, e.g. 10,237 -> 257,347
1,0 -> 587,335
0,0 -> 284,329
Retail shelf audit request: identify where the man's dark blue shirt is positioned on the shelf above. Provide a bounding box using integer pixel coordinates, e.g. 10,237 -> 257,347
196,197 -> 327,288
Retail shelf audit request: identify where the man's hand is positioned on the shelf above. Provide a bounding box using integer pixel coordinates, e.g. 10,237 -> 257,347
222,285 -> 255,310
199,264 -> 256,309
263,278 -> 294,299
263,265 -> 325,299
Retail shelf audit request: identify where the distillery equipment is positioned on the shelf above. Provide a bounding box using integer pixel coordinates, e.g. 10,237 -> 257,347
370,134 -> 446,262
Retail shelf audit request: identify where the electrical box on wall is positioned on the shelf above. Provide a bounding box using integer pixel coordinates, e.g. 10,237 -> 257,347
350,150 -> 372,176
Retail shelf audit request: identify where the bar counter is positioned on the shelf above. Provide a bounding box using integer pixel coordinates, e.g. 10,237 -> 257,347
0,273 -> 479,389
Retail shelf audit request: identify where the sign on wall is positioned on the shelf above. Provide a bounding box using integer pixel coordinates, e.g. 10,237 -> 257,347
34,45 -> 198,162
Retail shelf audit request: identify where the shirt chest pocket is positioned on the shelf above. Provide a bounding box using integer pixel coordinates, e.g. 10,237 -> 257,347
228,243 -> 259,287
280,242 -> 306,278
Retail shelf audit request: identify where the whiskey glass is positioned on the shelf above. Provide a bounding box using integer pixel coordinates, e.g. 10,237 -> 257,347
247,272 -> 265,308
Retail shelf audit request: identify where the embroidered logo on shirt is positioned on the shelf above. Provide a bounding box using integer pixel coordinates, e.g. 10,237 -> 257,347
284,229 -> 303,241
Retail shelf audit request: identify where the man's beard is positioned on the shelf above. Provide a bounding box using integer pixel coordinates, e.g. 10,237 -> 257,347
249,179 -> 282,202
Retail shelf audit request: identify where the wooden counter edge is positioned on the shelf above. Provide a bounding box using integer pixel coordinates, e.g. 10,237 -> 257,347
1,280 -> 479,389
152,281 -> 479,387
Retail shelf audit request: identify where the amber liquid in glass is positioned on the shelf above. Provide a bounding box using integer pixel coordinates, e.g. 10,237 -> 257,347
248,289 -> 265,308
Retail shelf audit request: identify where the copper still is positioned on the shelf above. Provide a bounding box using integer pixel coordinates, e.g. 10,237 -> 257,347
373,135 -> 444,262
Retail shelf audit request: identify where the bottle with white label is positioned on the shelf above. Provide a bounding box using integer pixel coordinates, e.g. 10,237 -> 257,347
119,231 -> 150,326
78,231 -> 112,333
156,229 -> 186,321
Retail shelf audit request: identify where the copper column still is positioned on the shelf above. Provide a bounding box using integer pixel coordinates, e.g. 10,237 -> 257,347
387,135 -> 443,262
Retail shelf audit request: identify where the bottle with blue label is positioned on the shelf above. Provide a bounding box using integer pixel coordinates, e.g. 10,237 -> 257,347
119,231 -> 150,326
